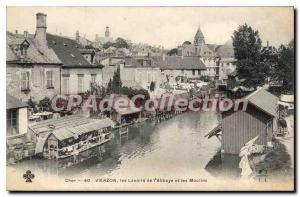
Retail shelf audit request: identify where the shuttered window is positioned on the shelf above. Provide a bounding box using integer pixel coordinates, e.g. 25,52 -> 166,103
46,71 -> 53,88
21,71 -> 30,90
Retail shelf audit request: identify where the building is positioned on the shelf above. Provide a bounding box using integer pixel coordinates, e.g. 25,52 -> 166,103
6,94 -> 35,162
156,55 -> 206,84
120,56 -> 162,93
75,30 -> 93,47
177,27 -> 236,79
47,33 -> 103,95
93,26 -> 114,48
6,94 -> 28,142
207,88 -> 279,155
6,13 -> 62,103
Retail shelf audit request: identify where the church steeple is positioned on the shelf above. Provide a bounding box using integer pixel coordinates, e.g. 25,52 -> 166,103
194,26 -> 205,46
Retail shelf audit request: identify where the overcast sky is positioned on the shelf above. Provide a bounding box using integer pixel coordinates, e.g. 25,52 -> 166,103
7,7 -> 294,49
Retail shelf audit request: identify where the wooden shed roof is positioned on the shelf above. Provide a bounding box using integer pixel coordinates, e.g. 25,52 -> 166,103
245,88 -> 278,118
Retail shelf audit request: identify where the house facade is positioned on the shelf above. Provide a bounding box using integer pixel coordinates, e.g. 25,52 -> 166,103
6,13 -> 62,103
120,56 -> 162,93
156,55 -> 207,84
177,27 -> 237,80
47,33 -> 103,95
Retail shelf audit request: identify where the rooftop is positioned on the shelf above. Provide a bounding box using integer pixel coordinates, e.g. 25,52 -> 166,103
153,56 -> 206,70
245,88 -> 279,117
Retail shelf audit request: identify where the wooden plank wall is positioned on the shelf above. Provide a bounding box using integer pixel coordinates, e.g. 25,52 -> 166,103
222,104 -> 271,154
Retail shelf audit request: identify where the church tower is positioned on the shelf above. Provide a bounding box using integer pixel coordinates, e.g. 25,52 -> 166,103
105,26 -> 110,38
194,26 -> 205,55
76,30 -> 80,42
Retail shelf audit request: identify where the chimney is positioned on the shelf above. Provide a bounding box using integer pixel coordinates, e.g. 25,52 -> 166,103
35,13 -> 47,49
162,53 -> 166,61
267,41 -> 269,47
15,30 -> 18,34
24,31 -> 28,38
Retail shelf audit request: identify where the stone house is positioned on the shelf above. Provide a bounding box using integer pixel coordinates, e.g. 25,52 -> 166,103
155,55 -> 206,84
120,56 -> 162,94
6,13 -> 62,103
47,33 -> 103,95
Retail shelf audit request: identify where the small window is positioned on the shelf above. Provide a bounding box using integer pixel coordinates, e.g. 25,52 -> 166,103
7,109 -> 18,136
91,74 -> 96,84
78,75 -> 84,93
21,71 -> 30,90
63,76 -> 69,94
198,70 -> 201,75
46,71 -> 54,88
192,70 -> 195,75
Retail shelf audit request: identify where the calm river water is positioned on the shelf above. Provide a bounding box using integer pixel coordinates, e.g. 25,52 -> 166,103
15,111 -> 222,179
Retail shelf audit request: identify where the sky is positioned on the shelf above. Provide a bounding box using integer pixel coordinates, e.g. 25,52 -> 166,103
7,7 -> 294,49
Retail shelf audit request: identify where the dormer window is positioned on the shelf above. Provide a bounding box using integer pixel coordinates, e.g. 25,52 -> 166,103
20,40 -> 30,58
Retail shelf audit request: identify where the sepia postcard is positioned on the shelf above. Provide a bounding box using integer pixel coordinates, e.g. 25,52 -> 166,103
6,6 -> 295,191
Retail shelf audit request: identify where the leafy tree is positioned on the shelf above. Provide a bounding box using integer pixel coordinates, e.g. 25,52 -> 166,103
232,24 -> 268,88
167,48 -> 178,56
111,67 -> 122,94
273,40 -> 294,93
102,41 -> 114,49
183,41 -> 191,45
114,37 -> 129,49
106,79 -> 113,94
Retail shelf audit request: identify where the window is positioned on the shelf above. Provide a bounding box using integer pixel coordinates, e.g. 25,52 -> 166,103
78,75 -> 84,93
46,71 -> 53,88
198,70 -> 201,75
63,76 -> 69,94
192,70 -> 195,75
21,71 -> 30,90
7,109 -> 18,136
91,74 -> 96,84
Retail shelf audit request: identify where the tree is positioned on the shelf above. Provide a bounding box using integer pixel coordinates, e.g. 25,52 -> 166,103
232,24 -> 268,88
273,40 -> 294,93
167,48 -> 178,56
103,41 -> 114,49
111,67 -> 122,94
114,37 -> 129,49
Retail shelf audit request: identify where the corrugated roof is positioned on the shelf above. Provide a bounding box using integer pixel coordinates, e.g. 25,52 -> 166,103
245,88 -> 279,117
29,115 -> 91,135
51,117 -> 115,141
154,56 -> 206,70
6,94 -> 27,109
46,33 -> 96,67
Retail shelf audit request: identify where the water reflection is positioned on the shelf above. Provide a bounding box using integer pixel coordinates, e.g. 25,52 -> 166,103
14,111 -> 223,179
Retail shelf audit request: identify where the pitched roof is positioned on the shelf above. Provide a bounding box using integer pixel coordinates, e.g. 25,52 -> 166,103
195,27 -> 205,39
6,32 -> 62,65
6,94 -> 27,109
6,44 -> 19,62
154,56 -> 206,70
46,33 -> 96,68
245,88 -> 278,117
216,39 -> 235,58
124,57 -> 160,68
52,118 -> 115,141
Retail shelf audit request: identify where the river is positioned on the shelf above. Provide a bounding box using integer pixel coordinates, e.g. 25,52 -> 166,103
14,111 -> 222,179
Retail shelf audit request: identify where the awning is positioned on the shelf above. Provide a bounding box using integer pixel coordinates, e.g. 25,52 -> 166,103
50,118 -> 115,141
